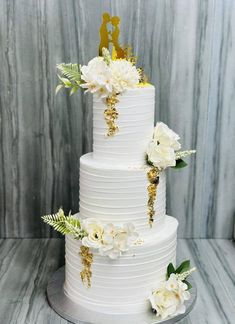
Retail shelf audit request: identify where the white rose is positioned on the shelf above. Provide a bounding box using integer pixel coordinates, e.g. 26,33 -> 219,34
150,288 -> 179,320
147,142 -> 176,169
110,60 -> 140,93
80,57 -> 113,98
150,274 -> 191,320
154,122 -> 181,151
81,219 -> 104,249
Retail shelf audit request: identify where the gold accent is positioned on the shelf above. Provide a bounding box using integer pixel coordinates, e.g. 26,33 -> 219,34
138,68 -> 149,84
99,12 -> 126,59
104,94 -> 119,136
79,246 -> 93,288
147,167 -> 160,227
137,82 -> 152,88
134,238 -> 145,246
99,13 -> 111,56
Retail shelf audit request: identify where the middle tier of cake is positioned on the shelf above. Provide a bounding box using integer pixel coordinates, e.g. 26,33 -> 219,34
79,153 -> 166,237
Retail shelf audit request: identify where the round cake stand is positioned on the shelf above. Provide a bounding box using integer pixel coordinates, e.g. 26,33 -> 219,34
47,267 -> 197,324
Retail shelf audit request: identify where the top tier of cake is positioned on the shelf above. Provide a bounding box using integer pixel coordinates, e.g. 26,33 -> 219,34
93,85 -> 155,167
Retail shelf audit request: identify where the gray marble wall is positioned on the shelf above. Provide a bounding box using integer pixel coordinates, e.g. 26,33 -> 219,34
0,0 -> 234,238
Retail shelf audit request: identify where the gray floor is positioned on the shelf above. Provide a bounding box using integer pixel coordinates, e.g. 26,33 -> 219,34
0,239 -> 234,324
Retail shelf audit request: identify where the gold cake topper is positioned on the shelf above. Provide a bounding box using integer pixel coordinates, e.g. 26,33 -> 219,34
99,12 -> 126,59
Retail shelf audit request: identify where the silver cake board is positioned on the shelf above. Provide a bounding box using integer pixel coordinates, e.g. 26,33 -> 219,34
47,267 -> 196,324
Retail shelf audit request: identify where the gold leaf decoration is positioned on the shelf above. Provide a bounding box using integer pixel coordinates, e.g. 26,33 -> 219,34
104,94 -> 119,136
147,167 -> 160,227
138,68 -> 149,84
79,246 -> 93,288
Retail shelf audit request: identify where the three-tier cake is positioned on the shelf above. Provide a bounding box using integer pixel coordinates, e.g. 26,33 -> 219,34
64,85 -> 178,314
43,13 -> 196,322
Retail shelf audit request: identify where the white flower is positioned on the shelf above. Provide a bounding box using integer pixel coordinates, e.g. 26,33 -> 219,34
154,122 -> 181,151
165,273 -> 180,291
150,287 -> 180,319
147,142 -> 176,169
80,57 -> 113,98
100,223 -> 139,259
149,274 -> 191,320
110,60 -> 140,93
81,219 -> 139,259
81,218 -> 104,249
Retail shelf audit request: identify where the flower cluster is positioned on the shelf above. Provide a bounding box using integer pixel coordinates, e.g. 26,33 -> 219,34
147,122 -> 181,169
149,273 -> 191,320
57,49 -> 140,99
81,219 -> 139,259
149,261 -> 196,320
147,122 -> 196,170
42,209 -> 139,260
80,56 -> 140,98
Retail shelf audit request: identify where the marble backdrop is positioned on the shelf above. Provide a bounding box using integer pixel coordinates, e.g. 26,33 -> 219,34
0,0 -> 234,238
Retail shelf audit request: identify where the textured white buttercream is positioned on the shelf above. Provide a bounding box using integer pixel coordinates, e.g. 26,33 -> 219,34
79,153 -> 166,237
64,216 -> 178,315
93,86 -> 155,167
64,85 -> 179,316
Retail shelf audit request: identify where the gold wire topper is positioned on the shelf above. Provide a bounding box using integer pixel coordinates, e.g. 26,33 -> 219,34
99,12 -> 125,59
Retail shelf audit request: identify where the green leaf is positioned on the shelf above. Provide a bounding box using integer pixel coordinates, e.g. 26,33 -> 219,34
171,159 -> 188,169
176,260 -> 190,274
167,263 -> 176,279
42,208 -> 85,239
183,280 -> 193,290
57,63 -> 81,82
55,84 -> 64,95
70,86 -> 79,96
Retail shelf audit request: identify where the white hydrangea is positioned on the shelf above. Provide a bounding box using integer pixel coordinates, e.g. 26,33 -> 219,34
81,219 -> 139,259
149,273 -> 191,320
110,59 -> 140,93
80,57 -> 113,98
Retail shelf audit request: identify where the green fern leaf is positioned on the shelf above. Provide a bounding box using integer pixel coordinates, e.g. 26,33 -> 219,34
42,208 -> 85,238
57,63 -> 81,83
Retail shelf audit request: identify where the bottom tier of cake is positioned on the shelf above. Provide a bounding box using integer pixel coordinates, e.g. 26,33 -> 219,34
64,216 -> 178,315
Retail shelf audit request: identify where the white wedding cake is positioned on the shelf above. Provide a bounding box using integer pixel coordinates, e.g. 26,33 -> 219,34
64,86 -> 178,314
43,13 -> 196,322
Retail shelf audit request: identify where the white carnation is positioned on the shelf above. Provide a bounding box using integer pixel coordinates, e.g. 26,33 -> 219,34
110,60 -> 140,93
80,57 -> 113,98
147,142 -> 176,169
149,274 -> 191,320
154,122 -> 181,151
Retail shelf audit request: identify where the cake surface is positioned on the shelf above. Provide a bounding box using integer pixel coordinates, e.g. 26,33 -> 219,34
64,85 -> 179,314
93,86 -> 155,166
65,216 -> 178,314
80,152 -> 166,236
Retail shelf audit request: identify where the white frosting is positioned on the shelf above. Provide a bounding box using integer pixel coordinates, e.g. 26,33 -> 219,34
64,216 -> 178,315
93,86 -> 155,167
64,85 -> 179,317
79,153 -> 166,237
